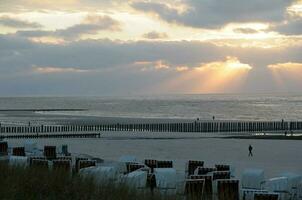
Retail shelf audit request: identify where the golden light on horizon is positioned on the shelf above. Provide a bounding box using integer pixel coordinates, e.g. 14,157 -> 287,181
268,62 -> 302,88
160,57 -> 253,93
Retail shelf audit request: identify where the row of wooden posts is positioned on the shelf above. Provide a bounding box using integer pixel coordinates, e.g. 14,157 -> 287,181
0,121 -> 302,134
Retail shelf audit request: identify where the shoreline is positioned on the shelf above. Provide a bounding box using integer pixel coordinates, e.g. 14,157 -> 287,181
225,135 -> 302,140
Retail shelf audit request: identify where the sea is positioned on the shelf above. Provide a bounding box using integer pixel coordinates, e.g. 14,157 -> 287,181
0,93 -> 302,125
3,94 -> 302,177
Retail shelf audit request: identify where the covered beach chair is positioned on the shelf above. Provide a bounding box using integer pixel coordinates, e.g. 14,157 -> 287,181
215,164 -> 230,172
213,171 -> 231,180
157,160 -> 173,168
122,170 -> 148,190
190,175 -> 213,200
145,159 -> 157,173
185,179 -> 205,200
43,146 -> 57,160
154,168 -> 177,195
12,147 -> 25,156
126,163 -> 146,173
280,172 -> 302,200
241,189 -> 270,200
186,160 -> 204,176
195,167 -> 216,175
80,166 -> 120,183
242,169 -> 266,190
77,160 -> 96,172
31,159 -> 49,169
266,177 -> 290,200
9,155 -> 28,167
52,159 -> 72,172
0,141 -> 8,156
217,179 -> 240,200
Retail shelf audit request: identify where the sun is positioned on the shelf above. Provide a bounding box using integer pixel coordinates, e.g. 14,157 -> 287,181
225,56 -> 253,70
159,57 -> 253,93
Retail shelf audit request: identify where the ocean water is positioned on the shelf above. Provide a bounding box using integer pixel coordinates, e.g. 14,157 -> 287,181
0,94 -> 302,125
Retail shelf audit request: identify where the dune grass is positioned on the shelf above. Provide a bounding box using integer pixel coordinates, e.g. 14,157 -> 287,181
0,162 -> 176,200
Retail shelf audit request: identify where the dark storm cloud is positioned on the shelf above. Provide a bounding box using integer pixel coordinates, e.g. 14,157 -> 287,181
0,16 -> 42,28
132,0 -> 294,28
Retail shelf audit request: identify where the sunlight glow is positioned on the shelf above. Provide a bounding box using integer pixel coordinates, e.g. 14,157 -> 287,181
160,57 -> 253,93
268,62 -> 302,88
32,66 -> 90,74
287,1 -> 302,17
134,60 -> 170,71
29,37 -> 66,45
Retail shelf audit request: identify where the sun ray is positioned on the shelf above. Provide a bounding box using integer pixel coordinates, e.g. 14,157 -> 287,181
160,57 -> 252,93
268,62 -> 302,89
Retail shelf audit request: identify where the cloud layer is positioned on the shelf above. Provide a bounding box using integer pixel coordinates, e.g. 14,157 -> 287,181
15,15 -> 121,41
132,0 -> 294,28
0,16 -> 42,28
0,0 -> 302,95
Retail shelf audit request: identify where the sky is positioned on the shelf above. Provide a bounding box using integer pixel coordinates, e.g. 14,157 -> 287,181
0,0 -> 302,96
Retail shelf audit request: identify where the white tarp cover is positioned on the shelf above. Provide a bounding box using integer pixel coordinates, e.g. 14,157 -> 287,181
280,172 -> 302,200
280,172 -> 302,189
80,166 -> 119,182
175,171 -> 186,195
266,177 -> 289,192
122,170 -> 148,188
24,140 -> 37,153
154,168 -> 177,189
101,160 -> 129,174
9,156 -> 28,166
118,155 -> 137,163
266,177 -> 290,200
241,169 -> 265,189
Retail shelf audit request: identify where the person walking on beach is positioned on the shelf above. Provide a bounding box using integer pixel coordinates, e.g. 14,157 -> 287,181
248,145 -> 253,157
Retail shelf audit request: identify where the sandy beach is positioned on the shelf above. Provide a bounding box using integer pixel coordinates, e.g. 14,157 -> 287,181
6,131 -> 302,179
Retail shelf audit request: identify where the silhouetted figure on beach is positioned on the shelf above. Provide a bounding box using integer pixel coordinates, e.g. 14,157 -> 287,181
212,116 -> 215,120
248,145 -> 253,157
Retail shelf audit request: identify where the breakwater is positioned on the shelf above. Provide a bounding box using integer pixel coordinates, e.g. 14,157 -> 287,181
0,121 -> 301,134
